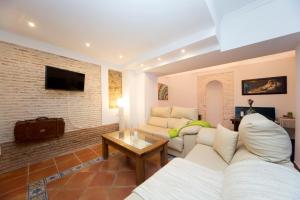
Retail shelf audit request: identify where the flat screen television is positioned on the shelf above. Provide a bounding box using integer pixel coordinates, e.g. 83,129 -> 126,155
45,66 -> 85,91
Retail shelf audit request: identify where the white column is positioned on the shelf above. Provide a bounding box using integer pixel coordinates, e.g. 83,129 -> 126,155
295,44 -> 300,166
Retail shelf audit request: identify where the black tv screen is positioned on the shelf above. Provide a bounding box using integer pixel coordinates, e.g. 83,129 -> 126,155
45,66 -> 85,91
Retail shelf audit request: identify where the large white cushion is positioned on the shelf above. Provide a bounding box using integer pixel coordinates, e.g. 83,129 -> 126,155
196,127 -> 216,146
185,144 -> 228,171
170,106 -> 198,120
213,124 -> 238,163
167,118 -> 190,129
239,113 -> 292,163
222,160 -> 300,200
148,117 -> 168,128
151,106 -> 171,118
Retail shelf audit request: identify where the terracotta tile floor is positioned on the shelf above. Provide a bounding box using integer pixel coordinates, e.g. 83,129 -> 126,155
0,144 -> 162,200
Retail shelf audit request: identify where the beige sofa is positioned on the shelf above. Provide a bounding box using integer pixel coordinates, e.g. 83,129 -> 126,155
138,106 -> 199,157
127,113 -> 299,200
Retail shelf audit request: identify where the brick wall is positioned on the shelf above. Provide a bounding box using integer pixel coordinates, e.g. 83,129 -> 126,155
0,124 -> 119,173
0,41 -> 102,143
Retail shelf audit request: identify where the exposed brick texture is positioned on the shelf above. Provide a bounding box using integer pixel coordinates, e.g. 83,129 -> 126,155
0,123 -> 119,173
197,72 -> 234,129
0,41 -> 102,143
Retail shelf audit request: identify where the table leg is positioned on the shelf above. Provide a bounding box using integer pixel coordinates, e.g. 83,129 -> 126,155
136,158 -> 145,185
102,139 -> 109,160
160,144 -> 168,167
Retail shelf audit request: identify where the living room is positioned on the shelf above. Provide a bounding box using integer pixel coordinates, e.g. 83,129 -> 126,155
0,0 -> 300,200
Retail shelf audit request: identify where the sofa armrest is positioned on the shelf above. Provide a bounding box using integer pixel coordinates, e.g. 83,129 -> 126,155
179,126 -> 201,137
182,134 -> 198,157
196,127 -> 216,147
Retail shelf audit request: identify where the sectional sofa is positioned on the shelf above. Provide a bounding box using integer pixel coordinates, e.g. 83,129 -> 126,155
126,113 -> 300,200
138,106 -> 199,157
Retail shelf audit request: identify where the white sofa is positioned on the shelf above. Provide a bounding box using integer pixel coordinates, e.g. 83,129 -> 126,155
127,113 -> 300,200
138,106 -> 199,157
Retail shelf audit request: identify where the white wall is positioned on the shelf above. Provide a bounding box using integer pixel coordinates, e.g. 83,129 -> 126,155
295,44 -> 300,167
158,54 -> 296,120
220,0 -> 300,51
123,70 -> 158,128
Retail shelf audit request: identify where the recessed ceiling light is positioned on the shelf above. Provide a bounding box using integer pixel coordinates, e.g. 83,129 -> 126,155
157,57 -> 161,61
27,21 -> 35,28
119,55 -> 123,59
85,43 -> 91,47
181,49 -> 186,53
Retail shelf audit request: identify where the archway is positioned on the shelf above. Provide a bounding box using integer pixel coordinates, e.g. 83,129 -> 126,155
205,80 -> 223,127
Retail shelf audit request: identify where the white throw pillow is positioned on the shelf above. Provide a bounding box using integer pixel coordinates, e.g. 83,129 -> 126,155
148,117 -> 168,128
151,106 -> 171,118
239,113 -> 292,163
213,124 -> 238,163
196,127 -> 216,146
170,106 -> 198,120
167,118 -> 190,129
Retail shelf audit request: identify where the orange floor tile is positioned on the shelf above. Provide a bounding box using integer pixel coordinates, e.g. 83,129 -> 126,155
0,143 -> 163,200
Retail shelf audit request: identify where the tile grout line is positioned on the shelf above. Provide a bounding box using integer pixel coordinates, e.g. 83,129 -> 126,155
73,152 -> 83,164
53,158 -> 60,175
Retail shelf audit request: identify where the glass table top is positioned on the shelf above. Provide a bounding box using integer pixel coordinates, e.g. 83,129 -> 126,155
108,130 -> 158,149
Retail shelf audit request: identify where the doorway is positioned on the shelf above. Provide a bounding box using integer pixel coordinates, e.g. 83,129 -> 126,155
205,80 -> 223,127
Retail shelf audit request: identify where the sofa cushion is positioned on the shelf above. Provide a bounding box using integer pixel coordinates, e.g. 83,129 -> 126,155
230,145 -> 260,164
138,125 -> 184,152
151,106 -> 171,118
167,118 -> 190,129
148,117 -> 168,128
170,106 -> 198,120
196,127 -> 216,146
185,144 -> 228,171
213,124 -> 238,163
239,113 -> 292,163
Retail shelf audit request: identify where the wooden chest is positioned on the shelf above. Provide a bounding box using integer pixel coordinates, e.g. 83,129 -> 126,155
14,117 -> 65,142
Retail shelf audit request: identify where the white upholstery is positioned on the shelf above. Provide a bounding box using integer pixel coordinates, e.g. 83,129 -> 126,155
230,145 -> 260,164
185,144 -> 228,171
179,125 -> 201,136
148,117 -> 168,128
138,125 -> 183,152
167,118 -> 189,129
213,124 -> 238,163
239,113 -> 292,163
196,127 -> 216,146
151,106 -> 171,118
138,106 -> 199,157
170,106 -> 198,120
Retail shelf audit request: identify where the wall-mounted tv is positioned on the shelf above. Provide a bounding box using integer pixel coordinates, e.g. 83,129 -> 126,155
45,66 -> 85,91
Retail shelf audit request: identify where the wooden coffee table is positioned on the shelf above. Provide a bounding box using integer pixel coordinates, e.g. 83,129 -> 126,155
101,130 -> 168,185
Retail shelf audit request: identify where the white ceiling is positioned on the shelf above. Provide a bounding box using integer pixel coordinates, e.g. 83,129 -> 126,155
0,0 -> 298,74
0,0 -> 214,66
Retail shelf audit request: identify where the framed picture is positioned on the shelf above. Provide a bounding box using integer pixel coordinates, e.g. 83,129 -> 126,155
242,76 -> 287,95
158,83 -> 168,100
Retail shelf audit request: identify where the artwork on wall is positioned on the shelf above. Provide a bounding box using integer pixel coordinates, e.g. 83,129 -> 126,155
108,70 -> 122,108
158,83 -> 168,100
242,76 -> 287,95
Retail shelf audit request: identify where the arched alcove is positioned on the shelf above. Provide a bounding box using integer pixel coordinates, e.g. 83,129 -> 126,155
198,72 -> 234,129
205,80 -> 223,127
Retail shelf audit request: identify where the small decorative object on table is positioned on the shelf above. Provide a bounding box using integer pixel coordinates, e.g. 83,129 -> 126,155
246,99 -> 256,115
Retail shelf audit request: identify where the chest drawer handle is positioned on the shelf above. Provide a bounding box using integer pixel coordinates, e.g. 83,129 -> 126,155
40,129 -> 46,133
